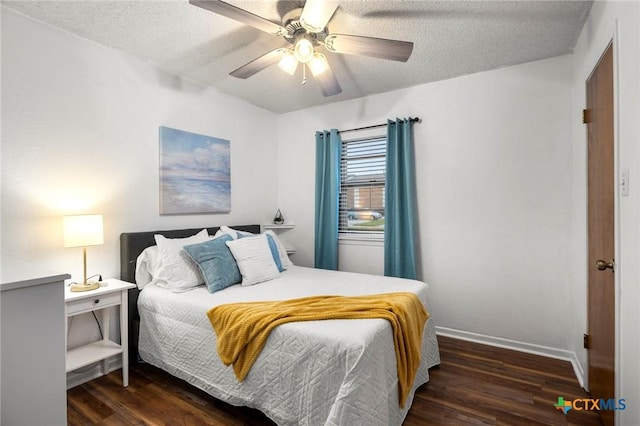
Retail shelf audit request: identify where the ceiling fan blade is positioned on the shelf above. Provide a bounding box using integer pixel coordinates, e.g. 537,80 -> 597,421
314,63 -> 342,97
230,48 -> 288,79
300,0 -> 338,33
189,0 -> 287,36
324,34 -> 414,62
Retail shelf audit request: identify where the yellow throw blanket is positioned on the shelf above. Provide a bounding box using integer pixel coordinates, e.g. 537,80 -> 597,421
207,292 -> 429,407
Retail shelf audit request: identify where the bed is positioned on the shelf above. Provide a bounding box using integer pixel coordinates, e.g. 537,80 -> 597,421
120,225 -> 440,426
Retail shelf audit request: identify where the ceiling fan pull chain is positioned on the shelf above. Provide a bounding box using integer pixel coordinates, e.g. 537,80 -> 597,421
302,63 -> 307,85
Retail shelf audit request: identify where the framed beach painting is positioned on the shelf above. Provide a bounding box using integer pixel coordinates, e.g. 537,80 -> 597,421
159,126 -> 231,215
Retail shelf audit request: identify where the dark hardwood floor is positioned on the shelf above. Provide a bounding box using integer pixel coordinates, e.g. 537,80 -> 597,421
68,336 -> 602,425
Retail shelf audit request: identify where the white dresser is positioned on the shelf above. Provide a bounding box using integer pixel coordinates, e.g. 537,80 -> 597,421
1,261 -> 70,426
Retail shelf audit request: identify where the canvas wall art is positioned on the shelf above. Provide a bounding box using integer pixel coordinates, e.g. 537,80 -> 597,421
159,126 -> 231,215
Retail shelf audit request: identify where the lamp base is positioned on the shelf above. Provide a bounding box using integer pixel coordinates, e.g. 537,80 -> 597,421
70,281 -> 100,292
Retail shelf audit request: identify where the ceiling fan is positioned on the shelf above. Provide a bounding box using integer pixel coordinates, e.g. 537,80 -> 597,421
189,0 -> 414,97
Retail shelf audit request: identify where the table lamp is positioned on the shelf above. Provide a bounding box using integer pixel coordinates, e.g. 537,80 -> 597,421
63,214 -> 104,292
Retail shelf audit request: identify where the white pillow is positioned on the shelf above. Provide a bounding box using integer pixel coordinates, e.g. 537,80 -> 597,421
263,230 -> 293,269
154,229 -> 209,292
226,234 -> 280,286
135,245 -> 161,290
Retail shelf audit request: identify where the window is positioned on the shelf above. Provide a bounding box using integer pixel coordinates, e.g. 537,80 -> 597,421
339,135 -> 386,235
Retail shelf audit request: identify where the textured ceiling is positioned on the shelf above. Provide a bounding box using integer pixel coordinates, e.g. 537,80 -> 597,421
3,0 -> 593,113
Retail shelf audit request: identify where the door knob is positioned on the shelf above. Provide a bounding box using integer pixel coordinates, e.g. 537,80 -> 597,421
596,259 -> 615,271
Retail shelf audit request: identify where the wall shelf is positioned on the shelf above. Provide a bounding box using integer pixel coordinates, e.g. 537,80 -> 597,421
262,223 -> 295,230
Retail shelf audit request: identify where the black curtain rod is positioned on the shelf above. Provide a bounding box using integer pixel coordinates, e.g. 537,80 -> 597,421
337,117 -> 421,135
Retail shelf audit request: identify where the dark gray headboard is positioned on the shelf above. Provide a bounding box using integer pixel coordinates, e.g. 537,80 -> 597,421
120,224 -> 261,364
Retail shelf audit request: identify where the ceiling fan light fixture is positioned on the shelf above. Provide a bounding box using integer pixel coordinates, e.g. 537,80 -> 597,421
189,0 -> 412,98
278,50 -> 298,75
294,38 -> 314,63
308,53 -> 329,76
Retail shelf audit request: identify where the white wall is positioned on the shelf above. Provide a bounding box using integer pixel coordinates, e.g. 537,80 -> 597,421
277,55 -> 575,355
1,8 -> 279,364
2,8 -> 279,277
570,2 -> 640,424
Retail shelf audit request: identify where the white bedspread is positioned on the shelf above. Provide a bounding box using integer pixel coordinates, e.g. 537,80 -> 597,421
138,266 -> 440,426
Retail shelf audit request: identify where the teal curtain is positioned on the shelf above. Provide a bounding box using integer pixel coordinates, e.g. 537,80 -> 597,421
384,118 -> 418,279
314,129 -> 341,270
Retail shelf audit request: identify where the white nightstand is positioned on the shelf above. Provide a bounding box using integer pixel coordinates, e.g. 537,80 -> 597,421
64,278 -> 136,387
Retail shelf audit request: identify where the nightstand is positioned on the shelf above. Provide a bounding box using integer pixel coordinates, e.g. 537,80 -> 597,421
65,278 -> 136,387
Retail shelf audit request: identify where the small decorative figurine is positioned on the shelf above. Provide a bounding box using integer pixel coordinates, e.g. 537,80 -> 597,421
273,209 -> 284,224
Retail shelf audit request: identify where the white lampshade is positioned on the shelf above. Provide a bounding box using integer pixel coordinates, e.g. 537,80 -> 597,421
63,215 -> 104,248
294,38 -> 314,63
308,53 -> 329,76
278,50 -> 298,75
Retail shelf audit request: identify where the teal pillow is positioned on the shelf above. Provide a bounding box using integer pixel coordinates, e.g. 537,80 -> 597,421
183,235 -> 241,293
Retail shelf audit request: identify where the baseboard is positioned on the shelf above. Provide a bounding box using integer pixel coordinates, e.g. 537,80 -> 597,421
436,326 -> 585,388
66,355 -> 123,389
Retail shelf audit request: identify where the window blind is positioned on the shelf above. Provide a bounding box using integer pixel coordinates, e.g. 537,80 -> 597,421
339,135 -> 386,234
